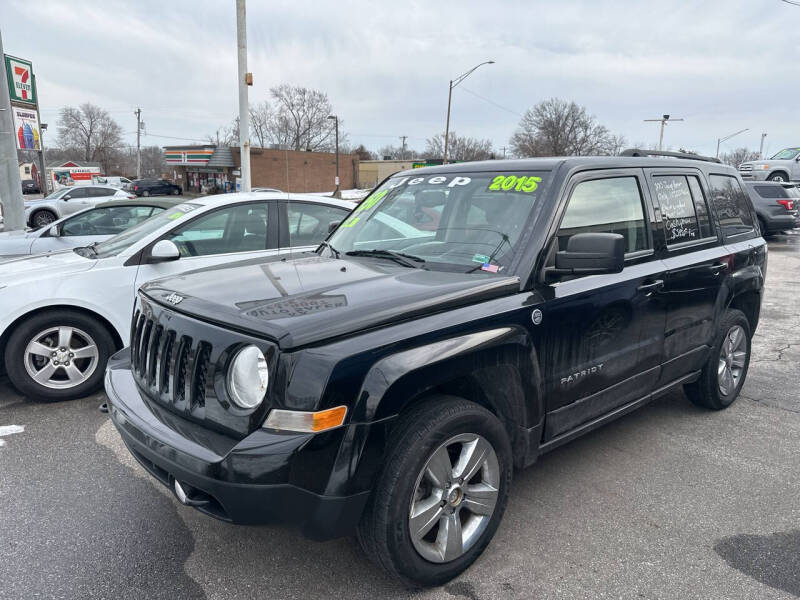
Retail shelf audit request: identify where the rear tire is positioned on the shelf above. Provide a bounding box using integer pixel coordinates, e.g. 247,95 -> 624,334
5,310 -> 116,401
173,188 -> 180,195
684,309 -> 751,410
357,396 -> 512,587
142,190 -> 150,197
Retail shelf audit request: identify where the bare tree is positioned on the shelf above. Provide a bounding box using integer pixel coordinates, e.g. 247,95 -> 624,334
424,132 -> 492,161
249,101 -> 271,148
352,144 -> 376,161
510,98 -> 623,157
269,84 -> 337,151
719,147 -> 760,168
56,103 -> 123,171
378,144 -> 421,160
206,117 -> 240,146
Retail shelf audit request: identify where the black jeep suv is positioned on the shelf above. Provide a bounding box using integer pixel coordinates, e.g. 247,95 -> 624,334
106,152 -> 766,587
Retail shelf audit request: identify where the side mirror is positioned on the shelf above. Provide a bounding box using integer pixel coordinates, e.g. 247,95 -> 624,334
48,224 -> 61,238
149,239 -> 181,263
328,220 -> 341,234
62,194 -> 72,201
552,233 -> 625,277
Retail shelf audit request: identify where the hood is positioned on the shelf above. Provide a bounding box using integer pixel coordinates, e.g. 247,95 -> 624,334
740,159 -> 790,167
0,229 -> 34,241
142,253 -> 520,349
0,250 -> 96,284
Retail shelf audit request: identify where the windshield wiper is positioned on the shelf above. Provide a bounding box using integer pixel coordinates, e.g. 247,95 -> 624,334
318,240 -> 340,258
345,249 -> 426,269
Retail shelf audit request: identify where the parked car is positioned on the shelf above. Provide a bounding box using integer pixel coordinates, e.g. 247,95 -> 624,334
0,198 -> 180,259
779,183 -> 800,228
96,176 -> 133,189
21,179 -> 40,194
744,181 -> 799,236
131,179 -> 182,197
105,152 -> 765,587
738,147 -> 800,182
24,185 -> 134,229
0,192 -> 354,401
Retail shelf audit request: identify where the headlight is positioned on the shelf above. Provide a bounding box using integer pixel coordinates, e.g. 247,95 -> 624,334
227,345 -> 269,409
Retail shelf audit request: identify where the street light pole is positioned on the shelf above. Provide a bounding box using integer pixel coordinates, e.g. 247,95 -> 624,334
328,115 -> 339,198
715,128 -> 749,158
644,114 -> 683,151
236,0 -> 252,192
759,133 -> 767,159
443,60 -> 494,164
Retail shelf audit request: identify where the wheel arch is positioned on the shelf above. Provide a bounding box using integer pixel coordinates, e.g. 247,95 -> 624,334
351,326 -> 544,468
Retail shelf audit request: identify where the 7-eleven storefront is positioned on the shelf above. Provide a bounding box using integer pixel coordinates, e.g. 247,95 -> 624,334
164,145 -> 236,194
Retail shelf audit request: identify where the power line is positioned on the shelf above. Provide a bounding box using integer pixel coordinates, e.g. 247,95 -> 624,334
780,0 -> 800,6
458,86 -> 523,117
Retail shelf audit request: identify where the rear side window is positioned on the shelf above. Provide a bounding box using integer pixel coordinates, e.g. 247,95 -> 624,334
752,185 -> 785,199
709,175 -> 755,238
652,175 -> 714,245
559,176 -> 649,254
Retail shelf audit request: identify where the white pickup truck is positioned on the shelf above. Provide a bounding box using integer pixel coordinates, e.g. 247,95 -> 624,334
739,147 -> 800,182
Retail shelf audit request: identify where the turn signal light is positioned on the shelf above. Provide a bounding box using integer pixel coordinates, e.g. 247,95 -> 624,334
263,406 -> 348,433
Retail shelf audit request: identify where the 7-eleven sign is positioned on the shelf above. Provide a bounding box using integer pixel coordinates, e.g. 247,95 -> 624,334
5,55 -> 36,105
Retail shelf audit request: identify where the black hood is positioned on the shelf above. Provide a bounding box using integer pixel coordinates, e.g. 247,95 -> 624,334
141,253 -> 520,349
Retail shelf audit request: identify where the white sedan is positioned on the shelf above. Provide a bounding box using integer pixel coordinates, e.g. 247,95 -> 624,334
0,198 -> 179,259
24,185 -> 134,228
0,192 -> 355,401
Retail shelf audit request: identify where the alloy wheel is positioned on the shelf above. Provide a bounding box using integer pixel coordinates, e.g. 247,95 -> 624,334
23,326 -> 100,390
33,212 -> 55,228
718,325 -> 747,396
409,433 -> 500,563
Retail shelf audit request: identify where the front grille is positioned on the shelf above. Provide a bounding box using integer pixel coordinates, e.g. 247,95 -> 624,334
738,164 -> 753,172
131,308 -> 206,419
129,293 -> 278,438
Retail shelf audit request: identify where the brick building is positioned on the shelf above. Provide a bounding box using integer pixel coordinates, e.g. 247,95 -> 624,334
165,145 -> 359,194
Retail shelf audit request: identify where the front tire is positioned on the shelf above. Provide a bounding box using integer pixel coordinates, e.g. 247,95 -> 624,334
767,172 -> 788,182
31,210 -> 57,228
684,309 -> 751,410
357,396 -> 512,587
5,310 -> 116,401
142,190 -> 150,197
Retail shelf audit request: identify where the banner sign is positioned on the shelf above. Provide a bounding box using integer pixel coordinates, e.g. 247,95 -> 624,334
5,55 -> 36,105
12,105 -> 41,150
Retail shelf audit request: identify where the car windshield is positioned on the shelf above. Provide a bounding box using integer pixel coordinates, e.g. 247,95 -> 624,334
770,148 -> 800,160
86,203 -> 200,259
783,186 -> 800,199
327,170 -> 548,272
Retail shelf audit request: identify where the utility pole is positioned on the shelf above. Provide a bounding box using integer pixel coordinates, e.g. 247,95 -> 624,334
644,114 -> 683,151
328,114 -> 340,197
501,146 -> 506,159
39,122 -> 48,192
0,30 -> 25,231
400,135 -> 407,160
134,107 -> 141,178
715,128 -> 748,159
759,133 -> 768,159
443,60 -> 494,164
236,0 -> 252,192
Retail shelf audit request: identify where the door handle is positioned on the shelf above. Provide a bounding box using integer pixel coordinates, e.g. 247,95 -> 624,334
709,263 -> 728,276
637,279 -> 664,293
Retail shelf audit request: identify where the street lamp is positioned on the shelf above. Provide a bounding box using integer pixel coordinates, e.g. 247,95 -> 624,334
716,128 -> 749,158
327,115 -> 340,198
443,60 -> 494,164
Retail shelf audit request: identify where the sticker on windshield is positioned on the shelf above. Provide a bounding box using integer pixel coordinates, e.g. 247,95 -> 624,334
487,175 -> 541,193
167,212 -> 184,220
341,189 -> 388,227
472,253 -> 490,264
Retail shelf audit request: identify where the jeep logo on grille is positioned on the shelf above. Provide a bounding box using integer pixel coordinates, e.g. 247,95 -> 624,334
164,292 -> 184,305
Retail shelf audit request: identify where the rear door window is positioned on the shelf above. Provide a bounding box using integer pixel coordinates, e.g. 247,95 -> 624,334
753,185 -> 784,199
709,175 -> 755,238
652,174 -> 714,246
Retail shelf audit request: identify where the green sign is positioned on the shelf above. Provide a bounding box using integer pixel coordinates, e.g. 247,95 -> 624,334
5,55 -> 36,105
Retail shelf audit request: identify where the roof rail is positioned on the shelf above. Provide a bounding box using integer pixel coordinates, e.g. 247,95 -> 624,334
620,148 -> 721,164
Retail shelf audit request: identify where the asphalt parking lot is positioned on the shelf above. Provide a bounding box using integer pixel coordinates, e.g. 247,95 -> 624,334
1,232 -> 798,600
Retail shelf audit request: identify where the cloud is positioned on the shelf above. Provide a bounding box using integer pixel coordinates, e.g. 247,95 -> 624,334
2,0 -> 796,157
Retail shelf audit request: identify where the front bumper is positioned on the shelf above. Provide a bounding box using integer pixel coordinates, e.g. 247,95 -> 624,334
105,349 -> 370,540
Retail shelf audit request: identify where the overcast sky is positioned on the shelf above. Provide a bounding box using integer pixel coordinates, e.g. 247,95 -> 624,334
3,0 -> 797,158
